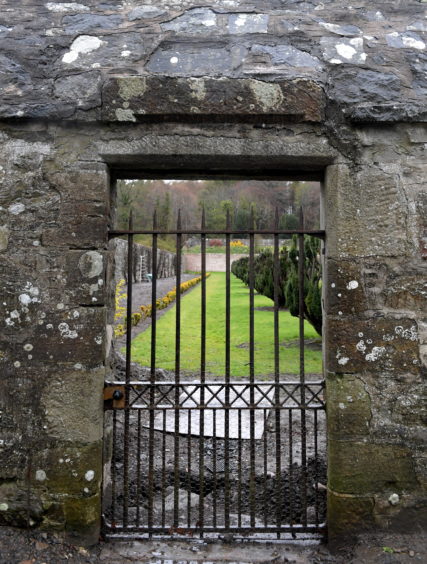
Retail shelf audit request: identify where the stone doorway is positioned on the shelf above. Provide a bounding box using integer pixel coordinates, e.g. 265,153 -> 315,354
103,175 -> 327,540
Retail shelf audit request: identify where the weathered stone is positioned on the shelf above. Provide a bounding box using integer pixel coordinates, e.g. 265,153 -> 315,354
53,72 -> 102,110
251,43 -> 322,69
318,21 -> 361,37
328,441 -> 419,494
1,0 -> 427,546
327,491 -> 375,538
128,6 -> 167,20
327,317 -> 420,375
385,31 -> 425,50
102,76 -> 325,122
327,374 -> 372,438
321,37 -> 367,65
348,103 -> 427,123
62,14 -> 123,35
161,8 -> 218,34
41,368 -> 104,442
0,225 -> 9,251
327,68 -> 401,104
63,494 -> 101,545
228,14 -> 269,34
146,43 -> 238,76
32,442 -> 103,498
0,481 -> 43,527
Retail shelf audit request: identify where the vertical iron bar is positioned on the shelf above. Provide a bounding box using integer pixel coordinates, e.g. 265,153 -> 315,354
187,409 -> 191,528
289,409 -> 293,534
224,210 -> 231,530
273,208 -> 282,537
199,209 -> 206,537
249,207 -> 256,527
298,208 -> 307,528
173,210 -> 182,528
123,211 -> 133,528
213,410 -> 217,529
314,409 -> 319,528
148,211 -> 157,535
111,410 -> 117,526
263,408 -> 268,527
161,410 -> 166,529
136,410 -> 142,527
238,408 -> 242,528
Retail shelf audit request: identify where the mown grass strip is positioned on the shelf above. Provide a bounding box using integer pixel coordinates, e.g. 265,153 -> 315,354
131,272 -> 322,377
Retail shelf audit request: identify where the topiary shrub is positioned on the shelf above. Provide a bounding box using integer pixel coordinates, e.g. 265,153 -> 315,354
231,256 -> 249,285
284,235 -> 322,335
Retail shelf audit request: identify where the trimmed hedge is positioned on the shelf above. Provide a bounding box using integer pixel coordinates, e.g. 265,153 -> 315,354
231,236 -> 322,335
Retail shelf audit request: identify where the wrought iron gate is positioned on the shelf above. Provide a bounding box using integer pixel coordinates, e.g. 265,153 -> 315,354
104,210 -> 326,540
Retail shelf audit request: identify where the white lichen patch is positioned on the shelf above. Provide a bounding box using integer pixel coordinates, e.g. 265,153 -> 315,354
115,108 -> 136,121
18,294 -> 31,306
85,470 -> 95,482
35,469 -> 47,481
336,349 -> 350,366
94,336 -> 102,345
386,31 -> 425,50
249,81 -> 284,112
0,503 -> 8,511
365,346 -> 386,362
8,203 -> 25,215
189,78 -> 207,101
323,37 -> 366,64
23,344 -> 33,352
46,2 -> 89,12
62,35 -> 103,64
14,361 -> 21,368
58,322 -> 78,339
346,280 -> 359,290
395,325 -> 418,341
356,340 -> 367,353
121,50 -> 131,57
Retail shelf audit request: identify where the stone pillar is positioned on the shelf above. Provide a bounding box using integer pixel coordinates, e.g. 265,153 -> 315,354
324,140 -> 426,539
0,150 -> 110,545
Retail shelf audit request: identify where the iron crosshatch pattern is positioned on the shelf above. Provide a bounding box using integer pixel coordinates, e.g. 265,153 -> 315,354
104,209 -> 326,540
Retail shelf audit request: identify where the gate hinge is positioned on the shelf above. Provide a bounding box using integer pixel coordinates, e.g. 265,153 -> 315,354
103,385 -> 125,410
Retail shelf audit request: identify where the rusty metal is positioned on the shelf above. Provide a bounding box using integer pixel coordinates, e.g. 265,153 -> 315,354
104,210 -> 326,541
103,385 -> 125,409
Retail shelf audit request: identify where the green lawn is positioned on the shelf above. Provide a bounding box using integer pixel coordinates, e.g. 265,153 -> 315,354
131,272 -> 322,378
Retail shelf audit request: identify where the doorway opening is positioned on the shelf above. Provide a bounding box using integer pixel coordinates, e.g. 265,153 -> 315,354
103,177 -> 326,540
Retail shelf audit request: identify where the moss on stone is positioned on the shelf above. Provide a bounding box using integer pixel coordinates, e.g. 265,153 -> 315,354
327,373 -> 372,438
328,440 -> 419,495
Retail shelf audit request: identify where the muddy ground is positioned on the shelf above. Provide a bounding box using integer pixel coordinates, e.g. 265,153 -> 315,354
0,525 -> 426,564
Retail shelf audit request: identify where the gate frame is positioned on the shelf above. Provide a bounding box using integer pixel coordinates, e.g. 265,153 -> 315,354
104,204 -> 327,540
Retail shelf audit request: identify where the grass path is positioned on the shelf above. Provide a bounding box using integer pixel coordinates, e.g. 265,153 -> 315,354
131,272 -> 322,377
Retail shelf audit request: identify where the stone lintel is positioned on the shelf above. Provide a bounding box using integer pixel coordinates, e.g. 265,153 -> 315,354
101,77 -> 325,123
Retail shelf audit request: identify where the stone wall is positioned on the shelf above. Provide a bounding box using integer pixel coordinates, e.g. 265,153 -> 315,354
113,239 -> 177,283
0,0 -> 425,545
